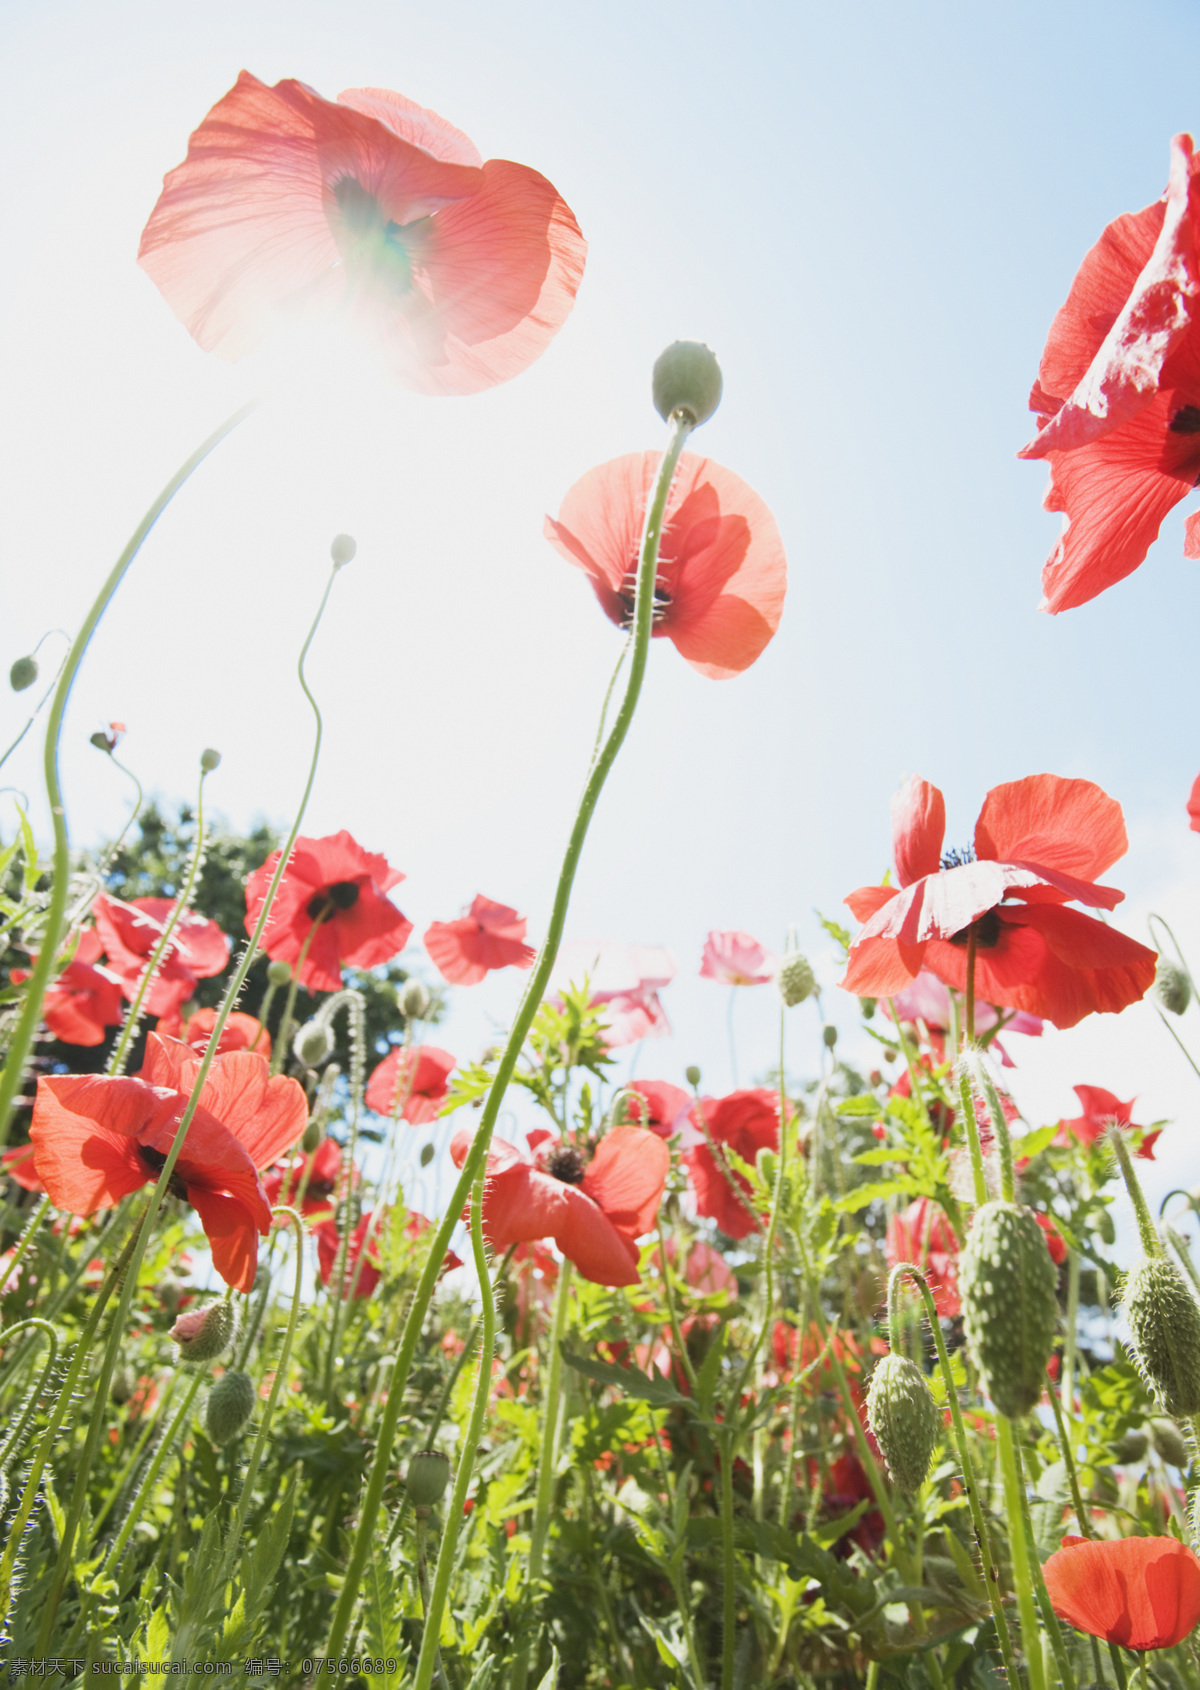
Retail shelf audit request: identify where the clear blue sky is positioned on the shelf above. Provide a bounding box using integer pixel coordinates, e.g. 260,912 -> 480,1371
4,0 -> 1200,1239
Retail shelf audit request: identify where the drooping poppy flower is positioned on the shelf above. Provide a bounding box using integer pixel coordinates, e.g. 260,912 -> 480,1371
544,452 -> 787,680
138,72 -> 586,395
841,774 -> 1157,1031
1056,1084 -> 1160,1160
158,1006 -> 270,1058
245,830 -> 412,995
886,1196 -> 961,1317
263,1134 -> 347,1218
552,941 -> 677,1049
29,1034 -> 306,1291
423,895 -> 535,986
1019,135 -> 1200,612
9,929 -> 125,1047
699,929 -> 777,986
450,1124 -> 669,1286
93,896 -> 229,1021
887,970 -> 1043,1067
621,1080 -> 692,1139
685,1088 -> 782,1240
364,1045 -> 455,1123
1043,1534 -> 1200,1650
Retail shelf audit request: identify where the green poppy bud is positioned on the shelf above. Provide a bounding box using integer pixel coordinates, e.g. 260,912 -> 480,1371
651,340 -> 723,428
419,1142 -> 435,1168
170,1299 -> 237,1363
822,1023 -> 838,1049
777,951 -> 816,1008
685,1065 -> 702,1089
400,979 -> 432,1020
111,1365 -> 137,1404
959,1201 -> 1059,1419
1124,1256 -> 1200,1418
1154,958 -> 1192,1017
266,959 -> 293,986
294,1018 -> 334,1068
1115,1426 -> 1150,1463
866,1353 -> 941,1494
331,533 -> 357,567
206,1370 -> 255,1445
9,656 -> 37,692
1149,1417 -> 1190,1468
200,747 -> 221,773
301,1117 -> 323,1154
406,1449 -> 451,1507
858,996 -> 877,1020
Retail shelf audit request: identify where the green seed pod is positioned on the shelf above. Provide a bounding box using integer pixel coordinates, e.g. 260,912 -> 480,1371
301,1117 -> 323,1155
858,996 -> 877,1020
111,1365 -> 137,1404
1124,1255 -> 1200,1418
406,1449 -> 451,1507
1115,1426 -> 1150,1463
199,747 -> 221,773
685,1065 -> 701,1089
206,1370 -> 255,1445
959,1201 -> 1058,1419
419,1142 -> 435,1168
330,533 -> 357,567
9,656 -> 37,692
651,341 -> 723,428
866,1353 -> 941,1494
777,951 -> 816,1008
1149,1416 -> 1190,1468
1154,958 -> 1192,1017
401,978 -> 432,1020
294,1018 -> 334,1067
822,1023 -> 838,1049
266,959 -> 293,986
171,1299 -> 237,1363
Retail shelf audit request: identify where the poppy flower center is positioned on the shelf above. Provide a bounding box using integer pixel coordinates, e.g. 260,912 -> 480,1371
138,1144 -> 190,1202
306,880 -> 361,922
330,177 -> 418,292
948,908 -> 1003,950
617,582 -> 673,629
544,1145 -> 587,1185
1169,404 -> 1200,435
940,845 -> 976,869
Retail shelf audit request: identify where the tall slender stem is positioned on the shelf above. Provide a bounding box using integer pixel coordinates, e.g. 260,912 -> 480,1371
996,1415 -> 1048,1690
1108,1125 -> 1162,1258
325,411 -> 695,1660
719,1425 -> 737,1690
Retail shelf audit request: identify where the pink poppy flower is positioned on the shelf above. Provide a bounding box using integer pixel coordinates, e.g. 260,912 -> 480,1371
450,1124 -> 669,1286
93,896 -> 229,1021
1057,1084 -> 1160,1160
700,930 -> 777,986
887,970 -> 1043,1066
364,1045 -> 455,1124
1189,772 -> 1200,832
138,72 -> 586,395
1019,134 -> 1200,611
423,895 -> 534,986
552,941 -> 676,1049
544,452 -> 787,679
622,1080 -> 692,1139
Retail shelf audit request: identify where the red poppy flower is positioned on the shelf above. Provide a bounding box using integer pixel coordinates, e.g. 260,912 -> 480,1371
450,1124 -> 669,1287
364,1045 -> 455,1123
263,1135 -> 346,1217
1036,1213 -> 1068,1266
1019,135 -> 1200,612
544,452 -> 787,680
841,774 -> 1156,1031
699,930 -> 777,986
2,1143 -> 44,1193
886,1196 -> 961,1317
622,1080 -> 692,1139
10,929 -> 125,1047
158,1007 -> 271,1058
317,1207 -> 462,1297
1189,772 -> 1200,832
138,72 -> 586,395
93,896 -> 229,1020
29,1034 -> 306,1292
1056,1084 -> 1160,1160
685,1089 -> 782,1240
1043,1535 -> 1200,1650
423,895 -> 535,986
245,830 -> 411,995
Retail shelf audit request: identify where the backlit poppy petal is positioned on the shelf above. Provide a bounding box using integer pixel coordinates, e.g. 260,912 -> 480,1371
197,1051 -> 308,1169
30,1075 -> 157,1212
579,1127 -> 669,1237
891,777 -> 945,887
364,1046 -> 455,1123
1043,1535 -> 1200,1650
974,775 -> 1128,884
186,1186 -> 263,1295
424,895 -> 535,985
699,930 -> 776,985
553,1186 -> 641,1285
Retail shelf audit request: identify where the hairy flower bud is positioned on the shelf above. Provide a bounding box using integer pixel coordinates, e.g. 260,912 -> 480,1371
9,656 -> 37,692
400,978 -> 432,1020
406,1449 -> 452,1507
777,951 -> 816,1008
960,1201 -> 1058,1419
294,1018 -> 334,1067
199,747 -> 221,773
652,341 -> 723,428
1154,958 -> 1192,1017
267,959 -> 293,986
685,1065 -> 702,1089
1116,1426 -> 1150,1463
111,1365 -> 137,1404
330,533 -> 357,567
206,1370 -> 255,1445
171,1299 -> 237,1363
1150,1416 -> 1190,1468
867,1353 -> 941,1494
302,1117 -> 323,1154
1124,1256 -> 1200,1418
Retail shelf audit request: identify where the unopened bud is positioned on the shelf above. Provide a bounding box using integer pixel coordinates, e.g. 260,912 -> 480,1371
777,951 -> 816,1008
266,959 -> 293,986
867,1353 -> 941,1494
9,656 -> 37,692
685,1065 -> 702,1089
330,533 -> 357,568
1116,1426 -> 1150,1463
406,1449 -> 451,1507
651,341 -> 723,428
859,996 -> 877,1020
822,1024 -> 838,1049
294,1018 -> 334,1067
1124,1256 -> 1200,1418
400,979 -> 432,1020
111,1365 -> 137,1404
960,1201 -> 1058,1419
89,730 -> 113,753
171,1300 -> 237,1363
1150,1417 -> 1190,1468
200,748 -> 221,773
206,1370 -> 255,1444
883,1046 -> 898,1063
1154,958 -> 1192,1017
419,1142 -> 435,1168
302,1117 -> 323,1154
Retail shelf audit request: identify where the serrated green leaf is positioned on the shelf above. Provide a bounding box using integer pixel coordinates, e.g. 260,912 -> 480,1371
694,1323 -> 726,1418
144,1606 -> 170,1664
835,1179 -> 911,1213
561,1345 -> 689,1408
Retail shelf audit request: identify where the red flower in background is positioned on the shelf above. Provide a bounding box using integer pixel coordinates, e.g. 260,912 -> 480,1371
1036,1213 -> 1068,1265
1057,1084 -> 1160,1160
622,1080 -> 692,1139
424,896 -> 535,985
245,831 -> 411,994
699,929 -> 777,986
317,1211 -> 384,1300
29,1035 -> 306,1291
887,970 -> 1043,1067
364,1045 -> 455,1123
93,896 -> 228,1021
158,1007 -> 270,1058
1020,135 -> 1200,613
544,452 -> 787,679
841,774 -> 1156,1030
886,1197 -> 961,1317
451,1125 -> 669,1286
2,1143 -> 44,1193
1043,1535 -> 1200,1650
263,1135 -> 346,1217
1188,772 -> 1200,832
685,1089 -> 782,1240
138,72 -> 586,395
10,930 -> 124,1047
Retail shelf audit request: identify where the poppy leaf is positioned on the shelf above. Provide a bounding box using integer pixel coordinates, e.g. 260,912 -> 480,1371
559,1344 -> 689,1409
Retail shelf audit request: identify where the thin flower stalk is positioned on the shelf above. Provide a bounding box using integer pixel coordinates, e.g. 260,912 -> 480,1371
996,1415 -> 1050,1690
0,1319 -> 60,1475
319,989 -> 367,1392
324,410 -> 695,1659
1045,1364 -> 1109,1685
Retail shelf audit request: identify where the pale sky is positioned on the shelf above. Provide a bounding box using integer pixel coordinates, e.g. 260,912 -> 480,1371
4,0 -> 1200,1253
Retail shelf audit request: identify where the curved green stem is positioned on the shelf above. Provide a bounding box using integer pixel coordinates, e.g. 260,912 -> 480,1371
319,990 -> 366,1393
719,1425 -> 737,1690
0,1318 -> 60,1471
973,1060 -> 1016,1206
1108,1124 -> 1161,1258
0,400 -> 257,1148
324,410 -> 694,1660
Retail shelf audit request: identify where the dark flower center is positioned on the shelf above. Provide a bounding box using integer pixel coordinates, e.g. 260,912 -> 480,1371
948,908 -> 1002,950
940,845 -> 975,869
545,1146 -> 587,1185
307,880 -> 361,922
617,583 -> 673,630
138,1144 -> 189,1202
1169,405 -> 1200,435
330,177 -> 418,292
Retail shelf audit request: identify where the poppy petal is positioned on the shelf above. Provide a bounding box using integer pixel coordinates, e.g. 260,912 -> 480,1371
30,1075 -> 156,1213
974,774 -> 1129,884
580,1127 -> 669,1237
187,1185 -> 264,1294
198,1052 -> 308,1170
891,777 -> 945,887
553,1185 -> 641,1285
